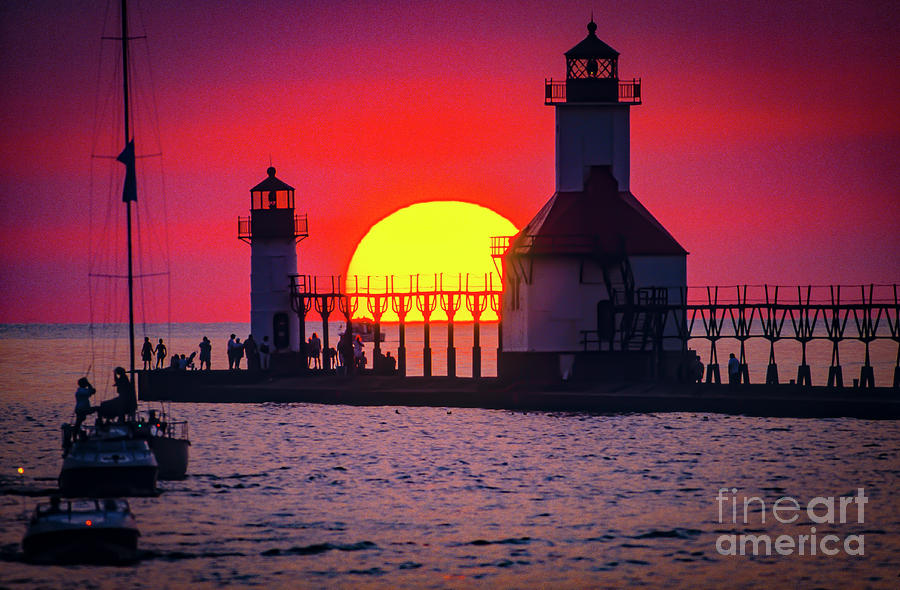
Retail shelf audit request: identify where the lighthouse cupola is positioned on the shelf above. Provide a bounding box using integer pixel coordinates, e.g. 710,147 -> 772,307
243,166 -> 306,240
239,167 -> 308,355
546,20 -> 641,193
564,19 -> 620,102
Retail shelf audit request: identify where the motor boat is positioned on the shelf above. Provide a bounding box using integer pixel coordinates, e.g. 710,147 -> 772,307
59,429 -> 158,497
22,497 -> 140,564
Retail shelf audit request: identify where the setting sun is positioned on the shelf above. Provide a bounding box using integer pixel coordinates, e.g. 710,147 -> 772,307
346,201 -> 517,321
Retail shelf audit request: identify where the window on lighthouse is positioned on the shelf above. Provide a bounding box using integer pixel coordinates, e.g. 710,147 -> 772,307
268,190 -> 277,209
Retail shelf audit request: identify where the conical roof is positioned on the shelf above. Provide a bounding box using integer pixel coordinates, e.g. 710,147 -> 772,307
250,166 -> 295,192
565,20 -> 619,59
514,166 -> 686,257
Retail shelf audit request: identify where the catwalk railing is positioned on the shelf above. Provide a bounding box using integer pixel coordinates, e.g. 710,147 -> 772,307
581,284 -> 900,388
289,278 -> 899,387
290,274 -> 502,378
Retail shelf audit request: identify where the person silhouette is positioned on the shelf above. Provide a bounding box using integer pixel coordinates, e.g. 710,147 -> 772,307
308,333 -> 322,369
233,338 -> 244,370
73,377 -> 96,430
227,334 -> 237,369
141,337 -> 153,370
728,353 -> 740,386
199,336 -> 212,370
155,338 -> 167,369
244,334 -> 259,371
259,336 -> 271,370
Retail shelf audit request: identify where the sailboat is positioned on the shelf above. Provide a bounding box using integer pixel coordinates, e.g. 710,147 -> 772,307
59,0 -> 188,494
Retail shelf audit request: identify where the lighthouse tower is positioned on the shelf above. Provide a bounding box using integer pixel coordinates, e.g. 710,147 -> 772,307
551,19 -> 637,193
239,167 -> 308,353
500,21 -> 688,381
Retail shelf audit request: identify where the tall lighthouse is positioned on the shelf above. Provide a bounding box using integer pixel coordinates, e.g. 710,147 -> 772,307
500,20 -> 688,381
239,167 -> 308,353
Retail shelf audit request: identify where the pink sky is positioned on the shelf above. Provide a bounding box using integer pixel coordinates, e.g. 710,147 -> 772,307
1,0 -> 898,323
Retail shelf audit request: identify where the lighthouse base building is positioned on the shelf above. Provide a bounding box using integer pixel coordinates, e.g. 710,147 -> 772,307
499,21 -> 688,382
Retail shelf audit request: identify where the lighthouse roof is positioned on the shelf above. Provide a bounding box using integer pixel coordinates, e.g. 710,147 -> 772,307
514,166 -> 686,257
565,20 -> 619,59
251,166 -> 295,192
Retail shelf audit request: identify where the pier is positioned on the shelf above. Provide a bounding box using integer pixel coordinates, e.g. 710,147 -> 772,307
287,277 -> 899,388
138,281 -> 899,417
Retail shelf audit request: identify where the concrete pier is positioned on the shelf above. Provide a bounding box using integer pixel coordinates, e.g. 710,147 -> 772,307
139,371 -> 900,419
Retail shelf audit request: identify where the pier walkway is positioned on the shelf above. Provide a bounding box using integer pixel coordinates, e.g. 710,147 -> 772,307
139,371 -> 900,419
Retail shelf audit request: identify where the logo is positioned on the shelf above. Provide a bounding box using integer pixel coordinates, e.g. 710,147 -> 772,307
714,488 -> 867,556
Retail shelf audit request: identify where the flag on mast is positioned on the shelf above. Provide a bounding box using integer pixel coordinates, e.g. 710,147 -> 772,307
117,140 -> 137,202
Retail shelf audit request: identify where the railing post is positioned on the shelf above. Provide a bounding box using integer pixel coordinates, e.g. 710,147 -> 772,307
489,286 -> 503,376
440,288 -> 461,378
313,294 -> 337,372
466,285 -> 488,380
391,289 -> 412,377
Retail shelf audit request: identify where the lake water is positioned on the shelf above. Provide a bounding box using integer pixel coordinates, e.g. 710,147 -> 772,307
1,324 -> 899,588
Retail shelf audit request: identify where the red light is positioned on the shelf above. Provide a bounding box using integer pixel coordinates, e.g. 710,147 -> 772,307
85,520 -> 93,526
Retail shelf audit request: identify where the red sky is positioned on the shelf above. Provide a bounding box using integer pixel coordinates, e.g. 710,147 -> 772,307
1,0 -> 898,323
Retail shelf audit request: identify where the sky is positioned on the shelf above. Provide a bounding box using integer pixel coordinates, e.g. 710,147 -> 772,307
1,0 -> 898,323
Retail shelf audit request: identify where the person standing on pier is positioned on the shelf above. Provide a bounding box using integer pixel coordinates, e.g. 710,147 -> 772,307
234,337 -> 244,369
199,336 -> 212,370
353,335 -> 364,370
728,353 -> 740,386
337,330 -> 353,375
245,334 -> 260,371
308,333 -> 322,369
259,336 -> 271,370
155,338 -> 167,369
141,337 -> 153,370
227,334 -> 237,370
693,354 -> 705,384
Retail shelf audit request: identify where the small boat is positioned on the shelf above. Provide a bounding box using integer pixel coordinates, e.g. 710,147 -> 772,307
22,497 -> 140,564
59,432 -> 158,497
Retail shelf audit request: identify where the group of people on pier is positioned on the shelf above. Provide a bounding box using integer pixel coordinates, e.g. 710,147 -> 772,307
227,333 -> 271,371
140,337 -> 169,370
139,330 -> 400,376
683,351 -> 743,386
139,333 -> 272,372
303,330 -> 396,375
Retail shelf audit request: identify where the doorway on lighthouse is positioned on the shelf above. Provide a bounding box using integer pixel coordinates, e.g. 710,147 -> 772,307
273,313 -> 290,350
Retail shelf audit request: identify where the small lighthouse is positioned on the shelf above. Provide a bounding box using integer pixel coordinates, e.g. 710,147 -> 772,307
500,20 -> 687,381
239,167 -> 308,353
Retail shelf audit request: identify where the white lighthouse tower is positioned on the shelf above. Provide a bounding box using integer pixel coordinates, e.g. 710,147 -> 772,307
500,20 -> 688,381
239,167 -> 308,353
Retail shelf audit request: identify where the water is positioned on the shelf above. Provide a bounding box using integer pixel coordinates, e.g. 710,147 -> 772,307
1,324 -> 899,588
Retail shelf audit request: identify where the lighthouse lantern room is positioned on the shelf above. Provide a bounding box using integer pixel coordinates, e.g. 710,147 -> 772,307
501,21 -> 687,382
239,167 -> 308,353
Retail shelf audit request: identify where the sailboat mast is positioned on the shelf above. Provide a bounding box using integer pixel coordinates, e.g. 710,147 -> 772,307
121,0 -> 136,376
